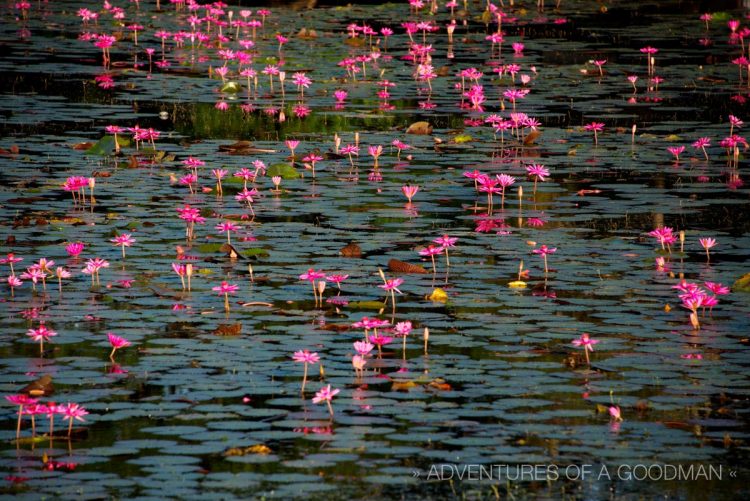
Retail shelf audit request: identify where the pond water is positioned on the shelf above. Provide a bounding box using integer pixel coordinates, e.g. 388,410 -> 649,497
1,0 -> 749,499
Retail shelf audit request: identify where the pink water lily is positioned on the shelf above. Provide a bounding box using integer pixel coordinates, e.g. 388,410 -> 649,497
401,184 -> 419,203
433,235 -> 457,267
66,242 -> 85,257
312,384 -> 340,416
60,402 -> 88,437
532,244 -> 557,273
27,322 -> 57,356
213,281 -> 239,311
584,121 -> 604,145
107,333 -> 132,360
111,233 -> 136,258
5,394 -> 38,438
300,268 -> 326,306
571,333 -> 599,366
525,164 -> 549,194
216,222 -> 240,245
292,350 -> 320,393
667,145 -> 686,162
699,237 -> 716,261
419,244 -> 443,274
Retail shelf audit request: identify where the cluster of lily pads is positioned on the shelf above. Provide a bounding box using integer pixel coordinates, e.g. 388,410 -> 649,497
2,0 -> 749,496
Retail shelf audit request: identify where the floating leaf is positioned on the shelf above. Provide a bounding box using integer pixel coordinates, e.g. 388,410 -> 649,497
267,163 -> 301,179
213,323 -> 242,336
388,259 -> 427,274
733,272 -> 750,292
347,301 -> 386,310
84,136 -> 116,156
339,242 -> 362,258
405,121 -> 432,135
453,134 -> 473,144
223,444 -> 272,456
392,380 -> 417,391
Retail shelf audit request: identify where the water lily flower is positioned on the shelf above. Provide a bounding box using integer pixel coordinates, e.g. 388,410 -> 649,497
699,237 -> 717,261
213,281 -> 239,312
402,184 -> 419,203
571,332 -> 599,366
532,244 -> 557,273
60,402 -> 88,438
216,222 -> 240,245
292,350 -> 320,393
312,384 -> 340,417
111,233 -> 135,258
27,322 -> 57,356
584,121 -> 604,145
107,333 -> 132,360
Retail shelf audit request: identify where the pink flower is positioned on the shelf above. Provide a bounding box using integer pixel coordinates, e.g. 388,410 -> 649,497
27,323 -> 57,344
379,278 -> 404,293
60,402 -> 88,435
609,405 -> 623,421
312,384 -> 340,404
216,222 -> 240,243
433,235 -> 457,247
394,321 -> 412,337
292,350 -> 320,364
419,245 -> 443,257
571,332 -> 599,352
699,237 -> 716,250
353,341 -> 374,355
525,164 -> 550,182
110,234 -> 135,258
704,282 -> 730,295
334,89 -> 348,102
299,269 -> 326,282
584,122 -> 605,145
667,146 -> 686,160
212,282 -> 239,295
352,355 -> 366,371
5,394 -> 37,407
107,332 -> 131,359
66,242 -> 85,257
401,184 -> 419,203
532,244 -> 557,256
107,333 -> 131,350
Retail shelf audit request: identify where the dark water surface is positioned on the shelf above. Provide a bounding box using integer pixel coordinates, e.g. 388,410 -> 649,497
0,0 -> 749,499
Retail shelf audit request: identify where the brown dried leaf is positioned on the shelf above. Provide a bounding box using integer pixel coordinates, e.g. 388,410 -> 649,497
406,121 -> 433,135
213,323 -> 242,336
388,258 -> 428,274
339,242 -> 361,258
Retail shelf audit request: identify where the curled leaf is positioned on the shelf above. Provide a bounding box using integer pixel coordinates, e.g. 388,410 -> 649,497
388,258 -> 427,274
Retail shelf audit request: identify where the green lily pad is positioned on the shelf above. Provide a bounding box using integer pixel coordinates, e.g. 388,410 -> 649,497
347,301 -> 386,310
84,135 -> 116,156
267,163 -> 300,179
733,272 -> 750,292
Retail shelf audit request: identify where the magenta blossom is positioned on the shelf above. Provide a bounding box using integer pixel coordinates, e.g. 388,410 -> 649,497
572,332 -> 600,366
312,384 -> 340,416
292,350 -> 320,393
107,333 -> 132,360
